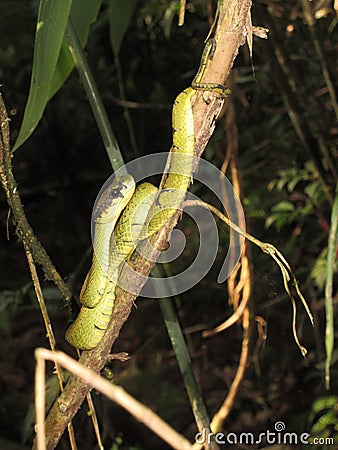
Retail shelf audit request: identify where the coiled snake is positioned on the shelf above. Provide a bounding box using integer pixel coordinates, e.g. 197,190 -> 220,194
65,40 -> 230,350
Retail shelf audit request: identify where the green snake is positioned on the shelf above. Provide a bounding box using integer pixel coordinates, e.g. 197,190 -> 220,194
65,39 -> 230,350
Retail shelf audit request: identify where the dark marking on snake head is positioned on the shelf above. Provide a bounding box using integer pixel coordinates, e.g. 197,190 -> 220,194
93,182 -> 127,220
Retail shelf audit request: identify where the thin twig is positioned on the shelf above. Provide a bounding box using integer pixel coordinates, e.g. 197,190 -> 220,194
205,112 -> 251,434
85,392 -> 104,450
23,242 -> 78,449
203,255 -> 250,337
65,19 -> 126,173
35,354 -> 46,450
154,266 -> 217,450
113,55 -> 140,157
192,308 -> 250,449
178,0 -> 186,26
35,348 -> 193,450
184,199 -> 313,357
210,307 -> 250,430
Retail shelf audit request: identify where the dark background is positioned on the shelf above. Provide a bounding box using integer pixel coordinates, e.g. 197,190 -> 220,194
0,1 -> 337,449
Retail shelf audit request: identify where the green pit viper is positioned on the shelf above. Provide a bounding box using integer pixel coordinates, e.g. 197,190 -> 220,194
65,39 -> 230,350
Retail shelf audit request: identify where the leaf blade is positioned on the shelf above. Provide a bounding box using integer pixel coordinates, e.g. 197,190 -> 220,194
14,0 -> 73,151
109,0 -> 138,57
49,0 -> 103,98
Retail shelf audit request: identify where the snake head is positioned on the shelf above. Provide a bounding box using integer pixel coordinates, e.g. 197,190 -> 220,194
93,174 -> 135,224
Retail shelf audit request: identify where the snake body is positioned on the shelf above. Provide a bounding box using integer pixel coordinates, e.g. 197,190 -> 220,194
65,40 -> 230,350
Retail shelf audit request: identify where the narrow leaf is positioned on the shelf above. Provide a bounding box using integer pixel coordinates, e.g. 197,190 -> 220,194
14,0 -> 103,151
14,0 -> 73,151
109,0 -> 138,57
49,0 -> 103,98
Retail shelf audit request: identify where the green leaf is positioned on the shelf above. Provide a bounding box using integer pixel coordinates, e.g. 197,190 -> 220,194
308,396 -> 338,440
305,181 -> 322,205
271,200 -> 295,212
265,213 -> 293,231
265,201 -> 297,230
49,0 -> 103,98
109,0 -> 138,57
309,248 -> 328,290
287,174 -> 302,192
13,0 -> 73,151
311,395 -> 338,413
265,214 -> 279,229
13,0 -> 103,151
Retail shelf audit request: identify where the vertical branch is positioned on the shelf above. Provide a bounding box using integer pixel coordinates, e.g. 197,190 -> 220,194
24,243 -> 78,449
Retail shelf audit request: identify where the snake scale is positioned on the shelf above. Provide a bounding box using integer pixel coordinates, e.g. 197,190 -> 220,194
65,39 -> 230,350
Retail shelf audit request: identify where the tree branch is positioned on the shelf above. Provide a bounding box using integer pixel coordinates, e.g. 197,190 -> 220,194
40,1 -> 252,448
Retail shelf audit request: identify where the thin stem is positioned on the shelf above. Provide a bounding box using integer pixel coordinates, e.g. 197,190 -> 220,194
65,19 -> 126,173
35,348 -> 193,450
178,0 -> 186,26
114,55 -> 140,157
184,199 -> 314,357
153,265 -> 218,450
325,181 -> 338,388
35,354 -> 46,450
24,242 -> 78,449
85,392 -> 104,450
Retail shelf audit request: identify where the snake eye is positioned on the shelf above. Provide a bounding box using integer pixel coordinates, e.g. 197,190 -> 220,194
110,188 -> 119,197
110,180 -> 131,199
110,187 -> 124,199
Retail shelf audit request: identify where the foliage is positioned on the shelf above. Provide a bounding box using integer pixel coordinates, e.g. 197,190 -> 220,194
306,395 -> 338,449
